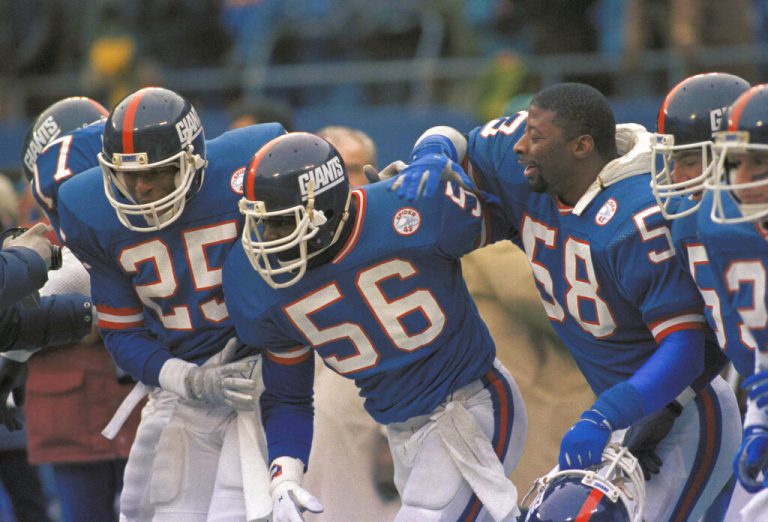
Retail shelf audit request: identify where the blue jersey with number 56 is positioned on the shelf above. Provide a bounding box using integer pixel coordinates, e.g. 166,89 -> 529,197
224,180 -> 501,425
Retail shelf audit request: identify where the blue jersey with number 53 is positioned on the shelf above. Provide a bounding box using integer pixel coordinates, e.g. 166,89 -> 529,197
671,197 -> 755,376
465,112 -> 707,395
697,191 -> 768,357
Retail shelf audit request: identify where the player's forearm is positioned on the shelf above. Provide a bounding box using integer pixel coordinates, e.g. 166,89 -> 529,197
628,328 -> 705,415
261,354 -> 315,465
101,328 -> 174,386
0,248 -> 49,308
592,329 -> 705,430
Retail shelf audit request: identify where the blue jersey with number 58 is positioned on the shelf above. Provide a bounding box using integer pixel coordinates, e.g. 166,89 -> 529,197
465,113 -> 707,395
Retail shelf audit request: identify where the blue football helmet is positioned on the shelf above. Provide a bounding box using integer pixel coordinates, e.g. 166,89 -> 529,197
21,96 -> 108,181
239,132 -> 351,288
709,84 -> 768,224
98,87 -> 207,232
523,444 -> 646,522
652,72 -> 750,219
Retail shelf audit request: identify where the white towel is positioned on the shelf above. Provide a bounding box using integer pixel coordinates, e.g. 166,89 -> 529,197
433,402 -> 520,522
573,124 -> 654,216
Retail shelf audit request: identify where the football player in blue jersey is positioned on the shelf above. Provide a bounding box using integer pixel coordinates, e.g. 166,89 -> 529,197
222,131 -> 528,522
702,84 -> 768,519
389,82 -> 741,521
648,72 -> 754,520
57,87 -> 286,521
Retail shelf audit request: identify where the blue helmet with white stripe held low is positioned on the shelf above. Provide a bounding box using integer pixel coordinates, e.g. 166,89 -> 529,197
98,87 -> 207,232
239,132 -> 351,289
523,444 -> 646,522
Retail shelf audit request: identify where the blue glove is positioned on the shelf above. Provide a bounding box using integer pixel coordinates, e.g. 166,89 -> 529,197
391,154 -> 475,201
559,409 -> 612,470
744,370 -> 768,408
734,426 -> 768,492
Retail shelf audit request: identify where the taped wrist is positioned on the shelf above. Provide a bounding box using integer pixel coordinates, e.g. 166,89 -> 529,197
592,382 -> 646,430
158,358 -> 196,398
412,127 -> 466,163
269,456 -> 305,496
745,396 -> 768,429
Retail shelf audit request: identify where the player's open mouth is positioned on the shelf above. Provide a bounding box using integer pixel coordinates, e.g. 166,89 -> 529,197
521,162 -> 538,178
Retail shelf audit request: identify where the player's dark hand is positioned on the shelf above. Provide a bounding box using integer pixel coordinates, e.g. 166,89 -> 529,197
0,357 -> 28,431
363,161 -> 406,184
622,400 -> 682,480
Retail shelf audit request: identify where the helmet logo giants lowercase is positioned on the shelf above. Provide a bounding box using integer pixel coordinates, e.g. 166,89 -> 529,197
175,108 -> 202,148
298,156 -> 344,200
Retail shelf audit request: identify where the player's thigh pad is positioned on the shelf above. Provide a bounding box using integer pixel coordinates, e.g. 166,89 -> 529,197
150,401 -> 235,521
120,391 -> 178,522
388,362 -> 525,520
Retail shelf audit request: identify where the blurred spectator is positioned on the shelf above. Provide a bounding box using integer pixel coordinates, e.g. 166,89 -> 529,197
523,0 -> 598,55
83,2 -> 162,108
300,126 -> 399,521
474,50 -> 529,122
317,126 -> 377,187
137,0 -> 230,68
221,0 -> 286,70
618,0 -> 756,93
228,96 -> 294,131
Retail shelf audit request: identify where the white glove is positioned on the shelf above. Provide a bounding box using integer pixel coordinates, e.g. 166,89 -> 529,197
4,223 -> 54,268
158,342 -> 261,410
270,456 -> 323,522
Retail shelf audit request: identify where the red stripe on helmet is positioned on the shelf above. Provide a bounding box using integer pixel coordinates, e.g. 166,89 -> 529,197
245,137 -> 281,201
728,85 -> 768,131
575,488 -> 604,522
657,78 -> 688,134
121,90 -> 148,153
89,99 -> 109,117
